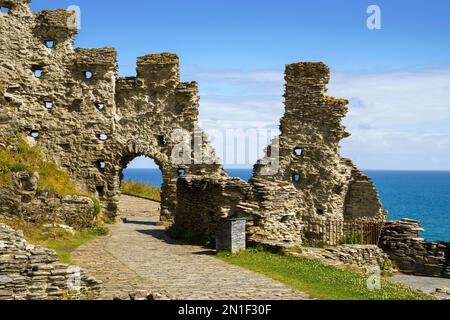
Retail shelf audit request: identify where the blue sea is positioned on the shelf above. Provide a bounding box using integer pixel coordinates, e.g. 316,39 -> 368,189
123,169 -> 450,242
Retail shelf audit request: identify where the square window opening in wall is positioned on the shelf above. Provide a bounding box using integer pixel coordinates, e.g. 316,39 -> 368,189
98,160 -> 106,171
293,173 -> 301,183
95,103 -> 105,111
96,185 -> 105,197
43,100 -> 53,110
98,133 -> 108,141
294,147 -> 303,157
158,135 -> 167,146
30,130 -> 40,139
33,67 -> 43,78
0,6 -> 11,14
177,168 -> 186,177
44,40 -> 55,48
83,71 -> 93,79
317,209 -> 325,215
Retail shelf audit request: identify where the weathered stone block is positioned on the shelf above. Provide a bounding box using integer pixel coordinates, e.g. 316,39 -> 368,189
216,218 -> 247,254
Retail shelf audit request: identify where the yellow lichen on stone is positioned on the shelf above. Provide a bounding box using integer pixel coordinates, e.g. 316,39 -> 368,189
41,9 -> 75,17
324,96 -> 349,107
139,53 -> 179,65
286,62 -> 330,77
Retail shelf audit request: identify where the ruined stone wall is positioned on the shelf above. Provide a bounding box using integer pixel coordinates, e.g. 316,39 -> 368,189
380,219 -> 450,278
0,0 -> 225,220
175,63 -> 386,247
176,175 -> 308,246
252,63 -> 385,220
1,0 -> 386,246
0,223 -> 101,300
344,167 -> 385,220
175,176 -> 251,238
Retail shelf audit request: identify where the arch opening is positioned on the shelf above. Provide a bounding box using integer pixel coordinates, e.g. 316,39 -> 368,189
119,156 -> 163,219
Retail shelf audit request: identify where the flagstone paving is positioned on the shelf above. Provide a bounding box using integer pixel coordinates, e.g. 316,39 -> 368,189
72,195 -> 310,300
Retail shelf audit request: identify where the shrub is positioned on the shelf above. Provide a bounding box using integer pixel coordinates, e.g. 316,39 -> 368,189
340,231 -> 365,245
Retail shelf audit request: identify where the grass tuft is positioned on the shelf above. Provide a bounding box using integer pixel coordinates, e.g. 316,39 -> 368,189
0,134 -> 79,195
120,180 -> 161,202
1,218 -> 109,265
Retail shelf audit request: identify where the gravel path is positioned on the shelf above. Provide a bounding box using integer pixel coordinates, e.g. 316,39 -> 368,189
72,195 -> 309,300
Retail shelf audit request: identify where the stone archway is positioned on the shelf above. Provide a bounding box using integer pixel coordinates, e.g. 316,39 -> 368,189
115,150 -> 177,222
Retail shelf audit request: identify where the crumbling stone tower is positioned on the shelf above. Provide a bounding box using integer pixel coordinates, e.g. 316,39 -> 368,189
175,63 -> 386,246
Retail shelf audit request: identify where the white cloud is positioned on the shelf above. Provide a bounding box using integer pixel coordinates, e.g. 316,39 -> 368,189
189,68 -> 450,170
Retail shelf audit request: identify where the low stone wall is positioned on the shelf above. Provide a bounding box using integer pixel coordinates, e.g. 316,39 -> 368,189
175,176 -> 383,248
0,224 -> 101,300
0,171 -> 96,229
175,176 -> 308,246
301,244 -> 393,271
324,245 -> 391,269
380,219 -> 450,278
175,176 -> 250,239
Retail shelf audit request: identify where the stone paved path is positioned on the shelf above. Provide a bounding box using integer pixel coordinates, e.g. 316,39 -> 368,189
72,195 -> 309,300
393,274 -> 450,294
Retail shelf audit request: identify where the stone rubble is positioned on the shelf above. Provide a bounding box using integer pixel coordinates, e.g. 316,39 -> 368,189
300,245 -> 394,272
0,171 -> 96,229
0,223 -> 101,300
42,223 -> 76,235
126,289 -> 173,301
432,287 -> 450,300
380,219 -> 450,278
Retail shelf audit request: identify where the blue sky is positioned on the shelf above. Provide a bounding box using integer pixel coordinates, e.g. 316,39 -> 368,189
31,0 -> 450,170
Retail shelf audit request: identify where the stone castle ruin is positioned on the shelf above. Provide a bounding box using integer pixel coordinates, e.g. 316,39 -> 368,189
0,0 -> 386,247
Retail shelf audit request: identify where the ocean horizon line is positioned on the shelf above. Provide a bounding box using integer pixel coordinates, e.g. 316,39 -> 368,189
126,168 -> 450,172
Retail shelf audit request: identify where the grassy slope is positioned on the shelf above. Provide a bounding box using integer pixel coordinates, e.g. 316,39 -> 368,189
120,180 -> 161,202
0,134 -> 107,263
1,219 -> 108,265
0,135 -> 79,195
218,250 -> 432,300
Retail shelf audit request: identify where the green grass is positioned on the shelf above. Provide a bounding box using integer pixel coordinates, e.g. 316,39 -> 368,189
1,218 -> 109,265
120,180 -> 161,202
0,134 -> 103,220
217,249 -> 432,300
340,231 -> 365,245
0,134 -> 79,195
34,229 -> 102,265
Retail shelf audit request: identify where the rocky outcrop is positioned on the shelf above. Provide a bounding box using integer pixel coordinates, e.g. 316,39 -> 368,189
0,224 -> 101,300
380,219 -> 450,278
0,171 -> 96,229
